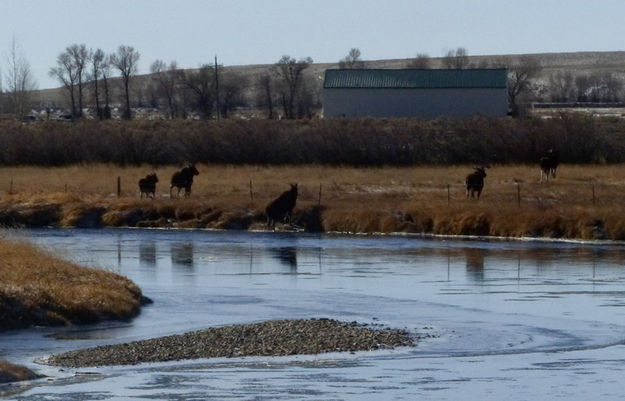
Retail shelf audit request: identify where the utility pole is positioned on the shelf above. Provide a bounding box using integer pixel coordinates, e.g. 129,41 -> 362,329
215,55 -> 220,121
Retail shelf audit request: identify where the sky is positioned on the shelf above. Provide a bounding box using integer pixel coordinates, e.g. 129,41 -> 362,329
1,0 -> 625,89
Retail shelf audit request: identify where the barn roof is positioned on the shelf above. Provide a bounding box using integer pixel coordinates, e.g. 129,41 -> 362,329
323,68 -> 508,89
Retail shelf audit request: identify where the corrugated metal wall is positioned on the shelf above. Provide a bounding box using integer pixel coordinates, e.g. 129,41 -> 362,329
323,88 -> 508,118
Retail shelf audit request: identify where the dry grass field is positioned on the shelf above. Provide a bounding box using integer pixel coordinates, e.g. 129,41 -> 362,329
0,360 -> 40,384
0,236 -> 148,331
1,164 -> 625,239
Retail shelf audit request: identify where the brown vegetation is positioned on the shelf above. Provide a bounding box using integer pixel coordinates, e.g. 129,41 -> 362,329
0,360 -> 41,384
1,164 -> 625,240
0,237 -> 149,331
1,115 -> 625,166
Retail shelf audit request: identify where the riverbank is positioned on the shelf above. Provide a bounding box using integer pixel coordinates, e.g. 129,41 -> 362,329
2,164 -> 625,240
0,238 -> 150,331
0,361 -> 41,384
0,238 -> 150,383
47,318 -> 416,367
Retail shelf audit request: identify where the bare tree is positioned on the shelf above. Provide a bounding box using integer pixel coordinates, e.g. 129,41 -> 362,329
110,45 -> 140,120
0,66 -> 3,114
274,55 -> 313,119
101,56 -> 113,119
183,64 -> 216,119
219,71 -> 248,118
5,37 -> 36,118
151,59 -> 182,119
338,48 -> 364,69
506,56 -> 541,116
548,71 -> 575,102
66,44 -> 88,117
407,53 -> 431,69
587,72 -> 623,102
88,48 -> 105,119
257,73 -> 276,119
442,47 -> 470,69
50,52 -> 78,118
574,74 -> 591,102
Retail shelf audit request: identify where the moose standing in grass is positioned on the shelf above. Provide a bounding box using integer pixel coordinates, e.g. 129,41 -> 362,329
539,149 -> 559,182
170,164 -> 199,198
139,173 -> 158,199
465,166 -> 487,199
266,183 -> 298,230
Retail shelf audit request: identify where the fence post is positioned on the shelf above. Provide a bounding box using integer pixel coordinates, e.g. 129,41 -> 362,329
318,183 -> 322,206
249,180 -> 254,208
9,179 -> 13,194
117,176 -> 121,198
592,185 -> 596,206
517,183 -> 521,207
447,184 -> 450,205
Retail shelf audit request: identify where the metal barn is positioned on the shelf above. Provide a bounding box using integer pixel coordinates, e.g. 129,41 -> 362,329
323,69 -> 508,119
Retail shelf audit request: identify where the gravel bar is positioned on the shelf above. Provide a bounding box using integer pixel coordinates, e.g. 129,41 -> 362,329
47,318 -> 416,367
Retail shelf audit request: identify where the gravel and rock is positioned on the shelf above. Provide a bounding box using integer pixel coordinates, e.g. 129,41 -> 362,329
47,318 -> 416,368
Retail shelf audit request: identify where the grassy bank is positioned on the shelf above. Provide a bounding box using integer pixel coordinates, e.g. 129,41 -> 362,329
0,237 -> 149,331
0,360 -> 41,384
1,164 -> 625,240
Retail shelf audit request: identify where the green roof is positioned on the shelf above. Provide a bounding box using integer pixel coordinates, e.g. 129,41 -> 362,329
324,68 -> 508,89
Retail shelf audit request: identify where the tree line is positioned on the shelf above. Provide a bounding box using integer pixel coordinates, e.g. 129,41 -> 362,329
2,42 -> 624,121
43,43 -> 320,121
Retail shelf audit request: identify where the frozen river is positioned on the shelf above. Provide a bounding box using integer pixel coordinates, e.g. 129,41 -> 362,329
2,228 -> 625,400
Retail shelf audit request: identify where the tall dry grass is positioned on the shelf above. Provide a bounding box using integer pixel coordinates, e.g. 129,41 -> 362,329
0,237 -> 148,330
0,360 -> 40,383
1,164 -> 625,239
1,114 -> 624,166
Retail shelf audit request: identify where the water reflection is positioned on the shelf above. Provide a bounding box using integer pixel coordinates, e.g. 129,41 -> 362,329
464,248 -> 486,281
269,247 -> 298,269
171,243 -> 194,267
139,242 -> 157,266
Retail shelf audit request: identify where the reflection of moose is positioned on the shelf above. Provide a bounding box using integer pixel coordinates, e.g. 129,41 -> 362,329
270,247 -> 298,269
139,241 -> 156,266
465,166 -> 487,199
539,149 -> 559,182
464,248 -> 486,281
139,173 -> 158,199
171,243 -> 194,266
266,184 -> 298,229
170,165 -> 199,198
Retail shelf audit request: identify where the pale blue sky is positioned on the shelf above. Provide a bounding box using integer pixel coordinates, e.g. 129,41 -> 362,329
2,0 -> 624,89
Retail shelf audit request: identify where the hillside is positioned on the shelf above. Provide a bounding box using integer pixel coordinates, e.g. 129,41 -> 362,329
30,51 -> 625,112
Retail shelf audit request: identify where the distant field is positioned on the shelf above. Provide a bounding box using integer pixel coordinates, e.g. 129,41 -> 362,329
2,164 -> 625,239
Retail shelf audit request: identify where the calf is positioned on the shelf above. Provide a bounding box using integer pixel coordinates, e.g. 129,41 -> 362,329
539,149 -> 559,182
465,166 -> 487,199
170,164 -> 199,197
266,184 -> 298,229
139,173 -> 158,199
